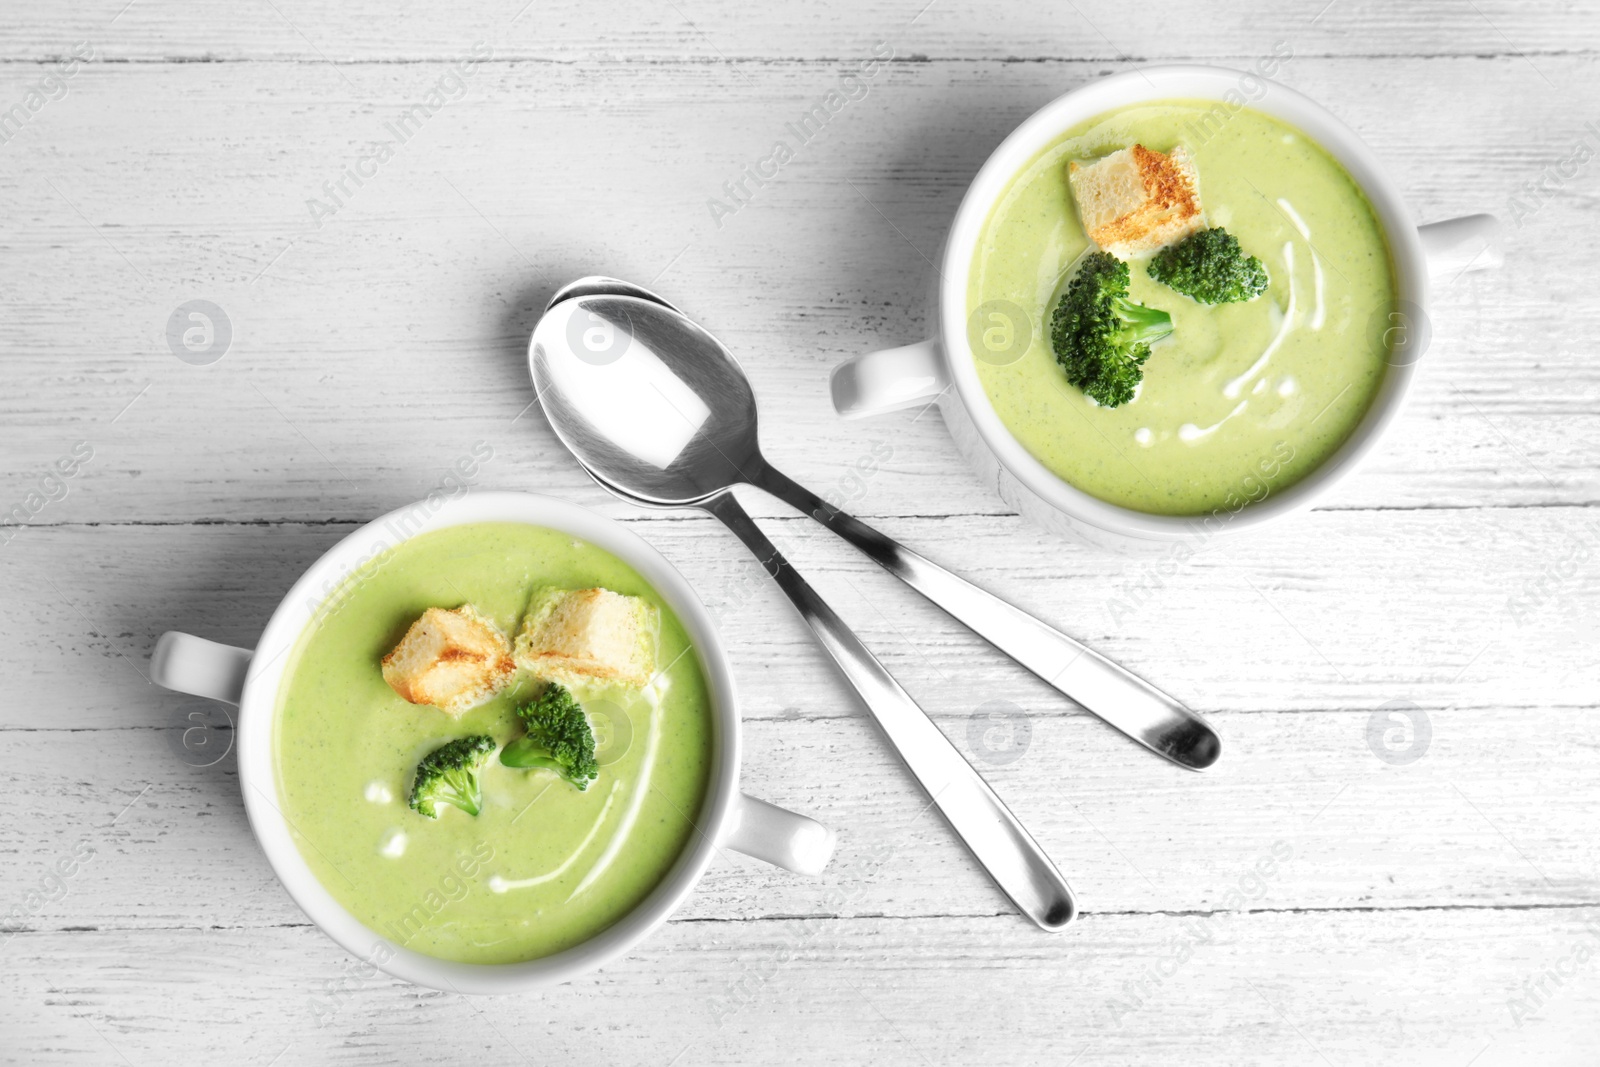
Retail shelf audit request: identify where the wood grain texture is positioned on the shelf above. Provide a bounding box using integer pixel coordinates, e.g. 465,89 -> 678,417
5,912 -> 1600,1066
3,0 -> 1599,1062
7,511 -> 1600,730
1,0 -> 1596,60
3,699 -> 1598,926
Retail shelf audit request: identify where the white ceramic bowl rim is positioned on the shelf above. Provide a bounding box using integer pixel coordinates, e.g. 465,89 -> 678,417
235,491 -> 739,994
937,65 -> 1429,539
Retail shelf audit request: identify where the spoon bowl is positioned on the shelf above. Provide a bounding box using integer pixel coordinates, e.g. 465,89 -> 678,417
530,293 -> 760,506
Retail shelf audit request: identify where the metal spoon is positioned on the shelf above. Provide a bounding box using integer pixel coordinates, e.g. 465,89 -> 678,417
530,288 -> 1077,930
536,278 -> 1221,770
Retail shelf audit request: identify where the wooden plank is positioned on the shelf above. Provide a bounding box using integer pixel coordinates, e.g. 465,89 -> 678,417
6,508 -> 1597,732
3,909 -> 1598,1065
0,55 -> 1593,525
1,700 -> 1596,927
1,0 -> 1596,60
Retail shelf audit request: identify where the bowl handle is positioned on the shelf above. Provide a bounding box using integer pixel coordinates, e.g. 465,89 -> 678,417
830,339 -> 946,419
719,792 -> 835,875
151,631 -> 253,705
1418,213 -> 1503,281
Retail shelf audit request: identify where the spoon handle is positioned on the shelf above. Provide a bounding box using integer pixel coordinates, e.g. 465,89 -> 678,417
750,465 -> 1221,772
702,491 -> 1076,931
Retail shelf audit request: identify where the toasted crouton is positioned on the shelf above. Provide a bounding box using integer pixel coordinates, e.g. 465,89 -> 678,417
513,587 -> 656,689
1068,144 -> 1204,258
381,605 -> 515,716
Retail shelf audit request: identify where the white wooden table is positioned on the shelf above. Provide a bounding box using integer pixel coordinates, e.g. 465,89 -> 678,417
3,1 -> 1597,1062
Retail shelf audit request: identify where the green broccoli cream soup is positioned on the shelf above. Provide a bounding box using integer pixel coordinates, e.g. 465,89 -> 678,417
273,522 -> 714,965
968,101 -> 1396,515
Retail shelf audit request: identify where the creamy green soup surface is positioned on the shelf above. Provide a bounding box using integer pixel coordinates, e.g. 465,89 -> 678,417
274,522 -> 713,965
968,100 -> 1396,515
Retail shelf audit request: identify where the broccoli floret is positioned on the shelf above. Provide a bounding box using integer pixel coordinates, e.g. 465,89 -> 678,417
409,735 -> 496,819
1147,227 -> 1269,304
499,683 -> 598,790
1049,251 -> 1174,408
